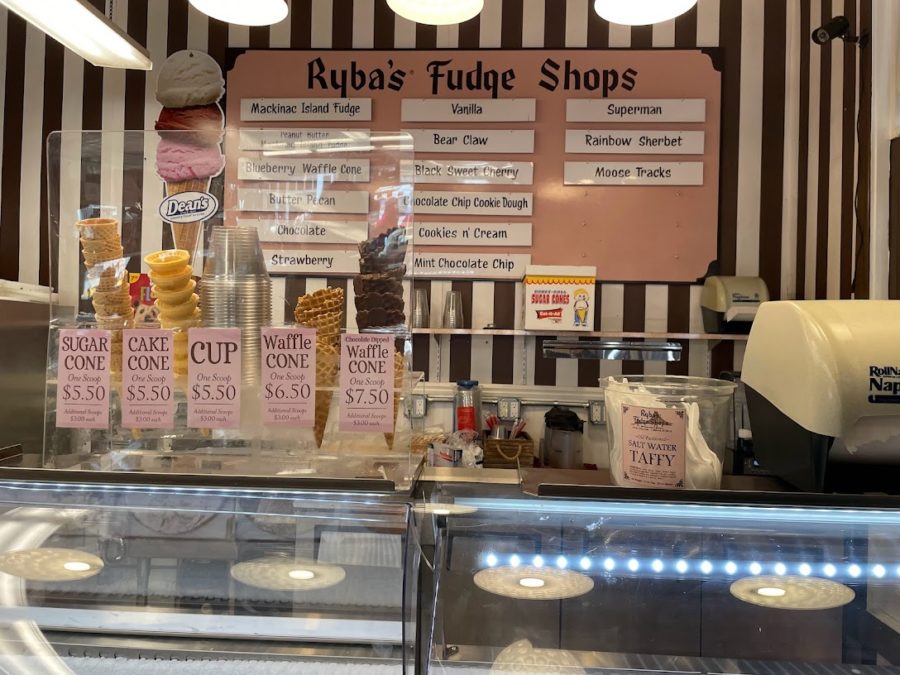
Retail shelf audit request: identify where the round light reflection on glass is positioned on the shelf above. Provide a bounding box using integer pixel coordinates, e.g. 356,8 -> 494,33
0,548 -> 103,582
474,565 -> 594,601
730,575 -> 854,610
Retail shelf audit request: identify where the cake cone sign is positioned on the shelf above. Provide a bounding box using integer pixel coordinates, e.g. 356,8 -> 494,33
154,50 -> 226,267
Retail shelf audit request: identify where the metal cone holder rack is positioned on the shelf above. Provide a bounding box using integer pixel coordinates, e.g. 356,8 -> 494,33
42,130 -> 423,492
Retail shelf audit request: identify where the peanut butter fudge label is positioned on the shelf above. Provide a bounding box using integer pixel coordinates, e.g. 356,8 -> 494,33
56,329 -> 111,429
122,329 -> 174,429
339,334 -> 394,433
620,405 -> 686,489
261,327 -> 316,427
187,328 -> 242,429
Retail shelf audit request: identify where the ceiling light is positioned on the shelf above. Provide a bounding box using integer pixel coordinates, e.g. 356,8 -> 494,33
189,0 -> 288,27
0,0 -> 151,70
593,0 -> 698,26
519,577 -> 545,589
388,0 -> 484,25
474,565 -> 594,600
63,561 -> 91,572
287,569 -> 315,580
231,558 -> 345,592
731,575 -> 855,610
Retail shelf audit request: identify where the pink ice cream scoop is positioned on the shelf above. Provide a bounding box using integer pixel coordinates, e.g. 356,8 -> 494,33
155,138 -> 225,182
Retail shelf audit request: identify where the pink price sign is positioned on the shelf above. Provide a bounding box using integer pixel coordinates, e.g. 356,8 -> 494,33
260,327 -> 316,427
187,328 -> 242,429
121,329 -> 175,429
339,334 -> 394,434
56,328 -> 111,429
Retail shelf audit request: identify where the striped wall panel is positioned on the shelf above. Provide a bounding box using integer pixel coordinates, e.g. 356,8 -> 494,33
0,0 -> 876,386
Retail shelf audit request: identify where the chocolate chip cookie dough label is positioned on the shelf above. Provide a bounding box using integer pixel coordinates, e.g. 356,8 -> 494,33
620,405 -> 687,489
564,162 -> 703,186
565,130 -> 705,155
410,191 -> 533,216
237,188 -> 369,214
339,334 -> 394,433
56,329 -> 111,429
261,327 -> 316,427
414,252 -> 531,279
238,157 -> 370,183
262,248 -> 360,274
240,98 -> 372,121
567,98 -> 706,123
401,160 -> 533,185
239,128 -> 371,151
401,98 -> 536,122
187,328 -> 241,429
416,222 -> 532,247
403,129 -> 534,153
122,329 -> 174,429
245,218 -> 368,244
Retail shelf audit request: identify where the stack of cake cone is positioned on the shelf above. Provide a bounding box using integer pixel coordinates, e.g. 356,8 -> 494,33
164,178 -> 210,266
294,287 -> 344,348
384,351 -> 406,450
145,250 -> 201,381
314,339 -> 339,448
77,217 -> 133,379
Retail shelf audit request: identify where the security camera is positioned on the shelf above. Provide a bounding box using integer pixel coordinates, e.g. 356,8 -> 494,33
812,16 -> 850,44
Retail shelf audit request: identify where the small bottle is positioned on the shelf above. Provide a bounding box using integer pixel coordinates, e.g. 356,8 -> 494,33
454,380 -> 482,437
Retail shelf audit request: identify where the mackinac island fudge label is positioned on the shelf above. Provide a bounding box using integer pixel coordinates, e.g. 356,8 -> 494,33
188,328 -> 242,429
261,327 -> 316,427
339,334 -> 394,434
621,405 -> 687,489
240,98 -> 372,121
56,329 -> 111,429
122,329 -> 174,429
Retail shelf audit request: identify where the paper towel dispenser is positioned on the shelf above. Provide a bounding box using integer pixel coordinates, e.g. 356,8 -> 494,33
742,300 -> 900,493
701,276 -> 769,334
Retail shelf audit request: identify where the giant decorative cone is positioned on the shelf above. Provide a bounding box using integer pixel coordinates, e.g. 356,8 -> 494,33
165,178 -> 210,266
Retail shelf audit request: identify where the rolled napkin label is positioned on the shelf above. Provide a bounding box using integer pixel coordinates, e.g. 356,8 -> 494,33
339,333 -> 394,434
56,329 -> 111,429
260,327 -> 316,427
121,329 -> 174,429
187,328 -> 241,429
620,404 -> 687,489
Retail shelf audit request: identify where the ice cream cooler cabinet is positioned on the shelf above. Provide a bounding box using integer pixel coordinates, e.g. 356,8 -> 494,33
43,129 -> 423,492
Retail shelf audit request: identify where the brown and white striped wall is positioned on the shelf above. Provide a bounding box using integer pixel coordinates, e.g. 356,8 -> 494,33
0,0 -> 878,387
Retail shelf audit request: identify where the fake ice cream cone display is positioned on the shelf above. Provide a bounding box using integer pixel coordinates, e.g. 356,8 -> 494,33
154,50 -> 225,267
145,250 -> 201,381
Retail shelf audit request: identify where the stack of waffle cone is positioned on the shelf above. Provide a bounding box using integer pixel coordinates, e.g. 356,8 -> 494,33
77,217 -> 133,379
314,339 -> 339,448
164,178 -> 211,265
145,249 -> 201,381
384,351 -> 406,450
295,287 -> 344,349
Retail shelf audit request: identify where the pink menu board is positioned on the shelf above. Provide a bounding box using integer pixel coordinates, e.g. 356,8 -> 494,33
56,329 -> 111,429
187,328 -> 242,429
260,327 -> 316,427
339,334 -> 394,433
225,49 -> 721,282
121,329 -> 175,429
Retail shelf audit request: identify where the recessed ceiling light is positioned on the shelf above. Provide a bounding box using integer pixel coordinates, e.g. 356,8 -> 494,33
593,0 -> 698,26
731,575 -> 855,610
189,0 -> 288,27
474,565 -> 594,600
388,0 -> 484,25
231,558 -> 345,592
0,548 -> 103,582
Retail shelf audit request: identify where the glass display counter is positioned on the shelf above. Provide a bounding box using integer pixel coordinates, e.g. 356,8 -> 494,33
418,490 -> 900,674
0,480 -> 418,673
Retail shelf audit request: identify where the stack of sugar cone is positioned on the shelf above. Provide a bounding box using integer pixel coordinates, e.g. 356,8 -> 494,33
314,339 -> 339,448
77,217 -> 133,380
384,350 -> 406,451
144,250 -> 201,382
295,287 -> 344,349
164,178 -> 211,266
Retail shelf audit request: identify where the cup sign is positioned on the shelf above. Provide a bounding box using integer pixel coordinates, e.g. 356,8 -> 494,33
339,333 -> 394,434
260,327 -> 316,427
121,329 -> 175,429
56,328 -> 111,429
187,328 -> 242,429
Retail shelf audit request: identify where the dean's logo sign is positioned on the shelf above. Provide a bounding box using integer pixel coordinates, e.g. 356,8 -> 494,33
159,191 -> 219,224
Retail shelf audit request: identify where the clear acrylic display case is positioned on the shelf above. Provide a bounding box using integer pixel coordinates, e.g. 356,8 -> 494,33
44,130 -> 422,491
419,490 -> 900,674
0,481 -> 418,672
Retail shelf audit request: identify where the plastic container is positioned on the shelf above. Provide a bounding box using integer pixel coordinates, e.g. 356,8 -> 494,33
601,375 -> 737,490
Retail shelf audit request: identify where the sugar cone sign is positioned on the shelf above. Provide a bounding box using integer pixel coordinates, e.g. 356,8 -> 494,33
154,50 -> 226,267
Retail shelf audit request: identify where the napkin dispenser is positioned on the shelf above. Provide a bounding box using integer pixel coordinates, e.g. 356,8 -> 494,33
743,300 -> 900,493
701,276 -> 769,334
